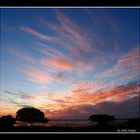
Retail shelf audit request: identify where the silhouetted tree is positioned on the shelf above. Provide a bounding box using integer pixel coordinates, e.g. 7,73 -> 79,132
16,107 -> 49,125
0,115 -> 16,128
89,114 -> 115,125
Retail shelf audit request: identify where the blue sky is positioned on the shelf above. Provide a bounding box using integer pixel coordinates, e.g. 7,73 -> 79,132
0,8 -> 139,119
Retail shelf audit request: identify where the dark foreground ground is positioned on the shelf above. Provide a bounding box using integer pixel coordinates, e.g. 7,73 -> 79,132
0,123 -> 139,132
1,118 -> 140,132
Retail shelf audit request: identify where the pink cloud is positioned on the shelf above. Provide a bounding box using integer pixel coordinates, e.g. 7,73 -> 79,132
20,26 -> 52,41
67,81 -> 139,108
56,12 -> 86,45
5,80 -> 136,118
39,11 -> 93,52
40,55 -> 95,74
99,46 -> 140,80
72,81 -> 101,94
46,96 -> 139,119
118,46 -> 139,64
33,43 -> 63,57
19,68 -> 54,83
24,81 -> 139,115
35,11 -> 104,75
41,57 -> 73,71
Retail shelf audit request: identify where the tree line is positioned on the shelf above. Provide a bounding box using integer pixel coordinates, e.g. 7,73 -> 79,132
0,106 -> 139,130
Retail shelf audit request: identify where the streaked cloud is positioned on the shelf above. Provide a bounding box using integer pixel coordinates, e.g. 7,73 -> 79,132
99,46 -> 140,80
47,96 -> 139,119
41,57 -> 73,72
55,11 -> 91,47
1,8 -> 139,119
22,81 -> 139,115
20,26 -> 52,41
33,43 -> 63,58
8,47 -> 36,64
19,68 -> 55,83
71,81 -> 101,94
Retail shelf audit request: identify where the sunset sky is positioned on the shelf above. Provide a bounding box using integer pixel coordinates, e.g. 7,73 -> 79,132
0,8 -> 139,119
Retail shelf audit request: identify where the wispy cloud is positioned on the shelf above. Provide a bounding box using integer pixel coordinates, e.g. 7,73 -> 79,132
47,96 -> 139,119
1,81 -> 139,118
33,43 -> 63,58
55,11 -> 90,47
27,83 -> 139,118
20,26 -> 52,41
2,9 -> 139,119
41,57 -> 73,72
0,90 -> 33,116
19,68 -> 55,83
86,9 -> 118,32
27,11 -> 116,76
40,10 -> 92,49
8,47 -> 36,64
99,46 -> 140,80
71,81 -> 101,94
39,11 -> 121,75
23,81 -> 139,113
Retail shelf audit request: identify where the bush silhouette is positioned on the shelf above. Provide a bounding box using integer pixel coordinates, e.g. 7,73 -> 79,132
89,114 -> 115,125
16,107 -> 49,124
0,115 -> 16,128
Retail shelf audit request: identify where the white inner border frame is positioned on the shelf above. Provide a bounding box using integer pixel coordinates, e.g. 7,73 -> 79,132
0,6 -> 140,134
